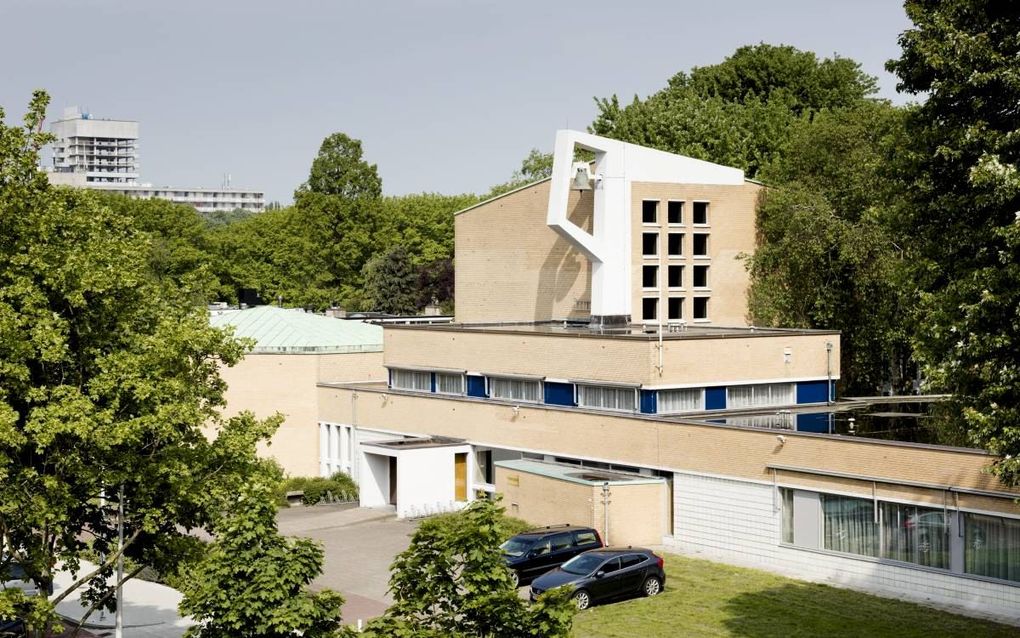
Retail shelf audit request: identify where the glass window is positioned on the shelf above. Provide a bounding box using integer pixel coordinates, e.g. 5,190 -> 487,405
577,385 -> 636,412
488,377 -> 542,403
642,233 -> 658,256
965,512 -> 1020,582
391,369 -> 431,391
642,200 -> 658,224
550,533 -> 574,552
658,388 -> 702,413
620,554 -> 646,569
435,372 -> 465,395
879,502 -> 949,569
600,557 -> 622,574
782,488 -> 794,544
667,201 -> 683,224
574,531 -> 598,546
727,383 -> 794,408
822,494 -> 878,557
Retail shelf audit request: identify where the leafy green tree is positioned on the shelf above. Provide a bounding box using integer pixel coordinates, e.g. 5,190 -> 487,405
488,149 -> 554,197
748,102 -> 914,394
97,193 -> 220,297
362,246 -> 420,315
591,44 -> 880,178
374,193 -> 478,265
888,1 -> 1020,484
365,499 -> 574,638
0,91 -> 280,633
298,132 -> 382,199
179,480 -> 351,638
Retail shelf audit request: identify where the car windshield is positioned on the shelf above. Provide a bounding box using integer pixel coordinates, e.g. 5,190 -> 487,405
500,537 -> 535,558
560,553 -> 607,575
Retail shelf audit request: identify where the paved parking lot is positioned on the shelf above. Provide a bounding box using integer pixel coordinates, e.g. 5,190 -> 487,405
276,504 -> 418,627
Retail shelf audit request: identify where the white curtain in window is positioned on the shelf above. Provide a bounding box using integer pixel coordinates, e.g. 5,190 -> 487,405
965,512 -> 1020,582
435,373 -> 465,395
879,502 -> 949,569
391,369 -> 431,391
577,385 -> 636,411
727,382 -> 795,408
657,388 -> 702,413
822,494 -> 878,557
489,377 -> 542,402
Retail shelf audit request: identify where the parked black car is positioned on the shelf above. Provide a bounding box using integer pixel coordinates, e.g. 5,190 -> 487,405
500,525 -> 604,586
529,547 -> 666,609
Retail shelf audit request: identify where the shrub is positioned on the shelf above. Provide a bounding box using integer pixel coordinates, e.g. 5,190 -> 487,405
275,472 -> 359,507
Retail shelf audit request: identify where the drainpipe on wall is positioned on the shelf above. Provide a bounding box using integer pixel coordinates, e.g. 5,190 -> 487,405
601,482 -> 611,545
825,341 -> 834,404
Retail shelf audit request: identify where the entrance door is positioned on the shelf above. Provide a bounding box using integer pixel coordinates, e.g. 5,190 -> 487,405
388,456 -> 397,505
454,453 -> 467,501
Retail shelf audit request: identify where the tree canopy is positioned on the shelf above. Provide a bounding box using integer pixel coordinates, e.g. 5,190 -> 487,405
0,91 -> 307,634
887,0 -> 1020,484
365,500 -> 574,638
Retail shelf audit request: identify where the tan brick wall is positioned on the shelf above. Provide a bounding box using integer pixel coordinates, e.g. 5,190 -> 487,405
631,181 -> 761,327
495,467 -> 668,546
455,181 -> 593,323
319,386 -> 1020,517
496,467 -> 595,528
212,351 -> 384,476
383,326 -> 839,387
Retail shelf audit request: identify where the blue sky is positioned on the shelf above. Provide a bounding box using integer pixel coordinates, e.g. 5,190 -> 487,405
1,1 -> 912,203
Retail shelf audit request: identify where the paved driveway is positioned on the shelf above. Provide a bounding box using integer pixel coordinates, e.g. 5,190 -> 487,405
276,504 -> 418,627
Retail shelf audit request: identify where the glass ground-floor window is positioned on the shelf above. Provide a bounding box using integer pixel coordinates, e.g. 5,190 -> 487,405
821,493 -> 879,557
965,512 -> 1020,582
879,502 -> 949,569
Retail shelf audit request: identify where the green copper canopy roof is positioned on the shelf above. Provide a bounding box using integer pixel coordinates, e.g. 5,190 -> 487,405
210,306 -> 383,354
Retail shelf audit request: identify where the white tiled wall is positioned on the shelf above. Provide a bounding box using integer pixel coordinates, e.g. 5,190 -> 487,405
666,472 -> 1020,624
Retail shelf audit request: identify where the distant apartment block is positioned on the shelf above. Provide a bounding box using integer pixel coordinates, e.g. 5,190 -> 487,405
46,106 -> 264,213
49,106 -> 139,184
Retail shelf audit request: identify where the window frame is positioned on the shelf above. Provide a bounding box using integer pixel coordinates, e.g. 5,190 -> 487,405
486,375 -> 543,403
389,368 -> 432,392
641,200 -> 660,225
576,383 -> 638,412
667,200 -> 684,225
692,201 -> 710,226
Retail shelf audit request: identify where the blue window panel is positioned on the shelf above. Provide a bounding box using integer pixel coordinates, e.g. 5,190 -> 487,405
466,375 -> 487,398
796,380 -> 829,404
639,390 -> 657,414
705,387 -> 726,410
430,373 -> 437,393
797,412 -> 832,433
387,368 -> 393,388
544,382 -> 575,406
831,380 -> 838,401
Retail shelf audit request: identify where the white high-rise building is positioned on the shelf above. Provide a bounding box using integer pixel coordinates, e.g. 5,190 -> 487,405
46,106 -> 264,213
50,106 -> 139,184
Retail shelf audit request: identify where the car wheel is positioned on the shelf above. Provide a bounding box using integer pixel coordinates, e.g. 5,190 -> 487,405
642,576 -> 662,597
573,589 -> 592,610
509,569 -> 519,588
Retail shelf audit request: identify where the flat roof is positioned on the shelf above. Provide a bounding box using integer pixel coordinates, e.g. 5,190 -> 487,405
363,436 -> 467,450
495,459 -> 666,486
210,305 -> 383,354
383,320 -> 838,341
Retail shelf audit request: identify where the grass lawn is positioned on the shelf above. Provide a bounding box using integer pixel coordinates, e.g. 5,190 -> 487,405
570,553 -> 1017,638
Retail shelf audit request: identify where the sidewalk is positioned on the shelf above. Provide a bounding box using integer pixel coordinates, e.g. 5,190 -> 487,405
51,562 -> 191,638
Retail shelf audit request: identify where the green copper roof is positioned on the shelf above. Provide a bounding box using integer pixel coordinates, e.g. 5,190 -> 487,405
210,306 -> 383,354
